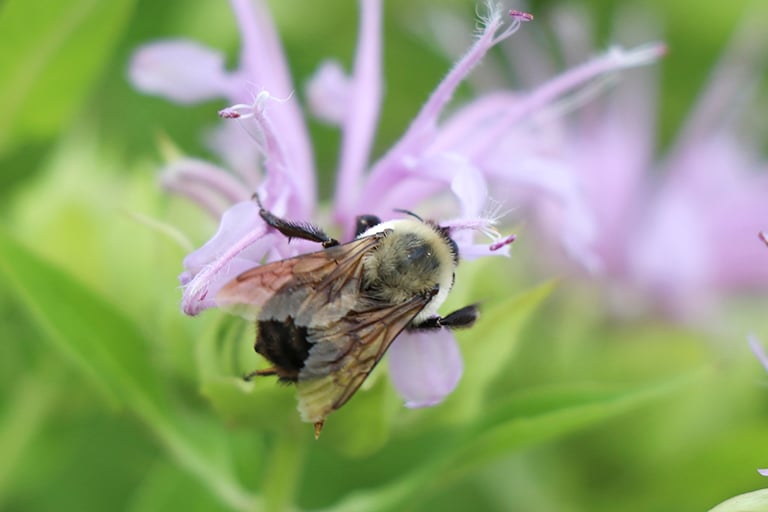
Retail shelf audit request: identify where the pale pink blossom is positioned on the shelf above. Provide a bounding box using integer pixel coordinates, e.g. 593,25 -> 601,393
129,1 -> 661,407
551,16 -> 768,320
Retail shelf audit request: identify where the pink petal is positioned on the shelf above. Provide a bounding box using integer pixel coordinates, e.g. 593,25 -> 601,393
659,134 -> 768,290
627,193 -> 713,318
463,43 -> 667,162
229,0 -> 316,214
181,201 -> 262,276
359,4 -> 521,212
304,60 -> 351,125
204,121 -> 263,191
429,92 -> 521,155
160,158 -> 252,208
486,154 -> 602,273
390,5 -> 520,152
391,154 -> 489,217
334,0 -> 383,225
424,154 -> 488,218
231,0 -> 295,100
128,40 -> 235,104
388,329 -> 463,408
340,153 -> 490,238
218,92 -> 315,221
759,468 -> 768,477
565,69 -> 657,274
181,201 -> 276,315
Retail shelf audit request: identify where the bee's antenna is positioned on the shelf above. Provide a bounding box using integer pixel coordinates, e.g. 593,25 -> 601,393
393,208 -> 423,222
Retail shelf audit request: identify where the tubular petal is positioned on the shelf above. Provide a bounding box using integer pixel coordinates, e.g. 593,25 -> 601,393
160,158 -> 252,206
181,201 -> 263,277
388,329 -> 463,408
305,60 -> 351,125
229,0 -> 316,213
128,40 -> 235,103
334,0 -> 383,226
360,2 -> 516,208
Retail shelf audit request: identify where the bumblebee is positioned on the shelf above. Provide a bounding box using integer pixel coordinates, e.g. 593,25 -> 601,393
217,197 -> 478,437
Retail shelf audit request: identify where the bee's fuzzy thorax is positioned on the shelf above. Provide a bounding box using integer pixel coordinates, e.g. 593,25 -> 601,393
359,219 -> 457,322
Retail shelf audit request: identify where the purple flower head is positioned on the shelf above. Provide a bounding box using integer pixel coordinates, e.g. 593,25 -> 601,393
516,9 -> 768,321
128,0 -> 659,409
413,5 -> 667,274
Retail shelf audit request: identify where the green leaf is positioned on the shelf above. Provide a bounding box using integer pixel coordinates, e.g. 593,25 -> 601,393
0,226 -> 165,409
201,375 -> 297,430
709,488 -> 768,512
453,376 -> 701,473
127,460 -> 233,512
440,280 -> 556,423
0,0 -> 135,154
315,374 -> 400,457
321,373 -> 702,512
0,230 -> 259,511
0,368 -> 57,500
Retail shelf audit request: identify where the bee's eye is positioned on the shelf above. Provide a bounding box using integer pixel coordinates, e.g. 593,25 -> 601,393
406,243 -> 431,263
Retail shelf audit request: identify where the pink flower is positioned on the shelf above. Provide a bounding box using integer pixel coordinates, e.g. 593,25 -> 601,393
129,1 -> 660,408
521,11 -> 768,321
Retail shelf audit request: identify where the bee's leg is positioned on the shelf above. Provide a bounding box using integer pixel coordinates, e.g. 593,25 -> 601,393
409,304 -> 479,331
243,368 -> 278,381
354,214 -> 381,236
253,193 -> 339,248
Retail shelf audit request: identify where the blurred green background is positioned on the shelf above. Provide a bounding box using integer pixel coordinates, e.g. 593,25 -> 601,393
1,0 -> 767,511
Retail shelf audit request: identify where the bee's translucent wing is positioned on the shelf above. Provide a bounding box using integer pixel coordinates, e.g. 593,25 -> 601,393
217,228 -> 431,431
295,291 -> 433,426
216,233 -> 386,321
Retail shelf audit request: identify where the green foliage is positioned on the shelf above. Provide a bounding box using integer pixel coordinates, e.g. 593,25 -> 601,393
0,229 -> 163,408
0,230 -> 262,510
0,0 -> 135,155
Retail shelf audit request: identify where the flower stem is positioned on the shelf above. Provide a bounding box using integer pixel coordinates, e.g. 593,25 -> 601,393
262,428 -> 307,512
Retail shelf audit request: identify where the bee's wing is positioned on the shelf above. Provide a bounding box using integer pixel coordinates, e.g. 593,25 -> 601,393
217,229 -> 427,427
295,292 -> 433,425
216,233 -> 386,321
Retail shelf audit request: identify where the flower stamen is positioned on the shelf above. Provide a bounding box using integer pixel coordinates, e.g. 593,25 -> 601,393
509,10 -> 534,22
492,9 -> 533,44
476,2 -> 533,45
218,89 -> 295,119
490,234 -> 517,251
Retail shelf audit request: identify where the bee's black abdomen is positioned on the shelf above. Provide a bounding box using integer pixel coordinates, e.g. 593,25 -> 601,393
255,317 -> 311,382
